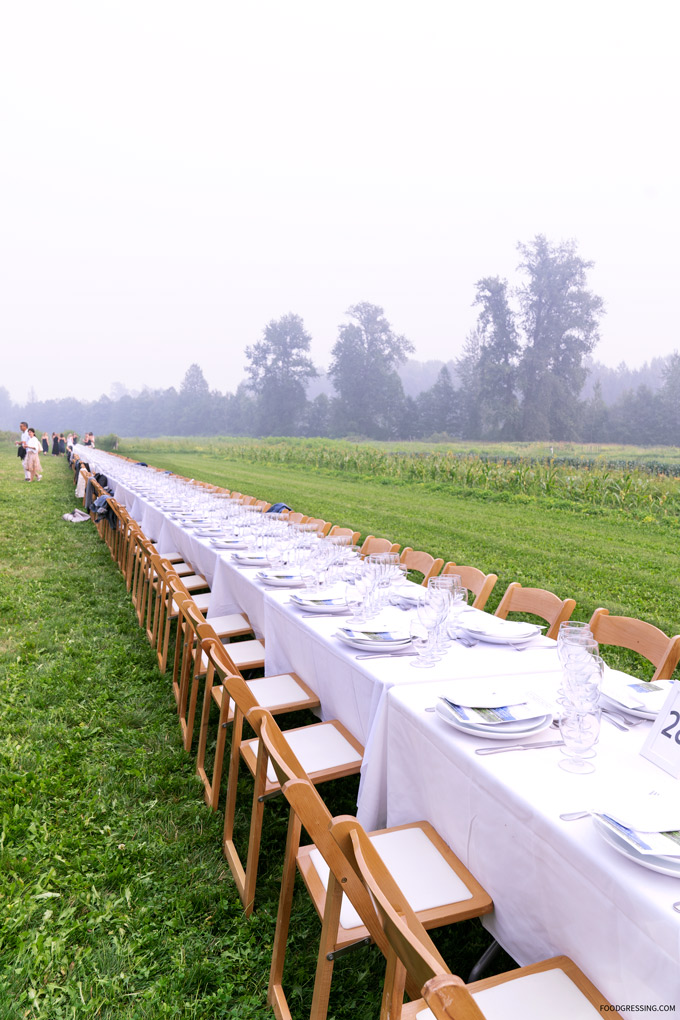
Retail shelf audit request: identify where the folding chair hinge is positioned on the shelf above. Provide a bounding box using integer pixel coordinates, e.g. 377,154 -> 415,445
326,936 -> 371,961
257,789 -> 283,803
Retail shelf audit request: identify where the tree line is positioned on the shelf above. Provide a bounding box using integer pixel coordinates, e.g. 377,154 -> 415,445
3,235 -> 679,445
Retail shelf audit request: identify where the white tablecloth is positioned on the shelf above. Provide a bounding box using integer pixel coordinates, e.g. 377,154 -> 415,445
83,449 -> 680,1007
372,677 -> 680,1009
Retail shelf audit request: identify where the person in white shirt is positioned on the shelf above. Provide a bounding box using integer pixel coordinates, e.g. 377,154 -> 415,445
24,428 -> 43,481
15,421 -> 31,480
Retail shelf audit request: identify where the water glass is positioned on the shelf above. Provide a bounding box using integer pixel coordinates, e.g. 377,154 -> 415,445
558,703 -> 601,774
409,618 -> 437,668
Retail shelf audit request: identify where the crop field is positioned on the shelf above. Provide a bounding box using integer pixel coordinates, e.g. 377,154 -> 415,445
1,436 -> 679,1018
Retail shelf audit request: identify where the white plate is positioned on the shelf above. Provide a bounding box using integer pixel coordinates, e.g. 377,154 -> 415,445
232,554 -> 270,567
592,816 -> 680,878
211,539 -> 247,550
459,621 -> 541,646
256,570 -> 305,587
599,694 -> 655,721
434,700 -> 553,740
336,628 -> 411,652
290,594 -> 349,614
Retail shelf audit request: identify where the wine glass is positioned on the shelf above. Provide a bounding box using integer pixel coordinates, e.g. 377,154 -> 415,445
409,618 -> 437,668
558,704 -> 600,774
446,587 -> 469,641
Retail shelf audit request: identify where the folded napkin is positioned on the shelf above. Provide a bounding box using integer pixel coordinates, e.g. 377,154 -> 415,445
596,777 -> 680,831
596,815 -> 680,857
600,671 -> 674,713
441,695 -> 548,726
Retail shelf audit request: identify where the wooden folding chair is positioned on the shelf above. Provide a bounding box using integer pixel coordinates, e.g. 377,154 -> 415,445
328,525 -> 361,545
337,816 -> 620,1019
440,563 -> 498,611
251,709 -> 492,1020
588,608 -> 680,681
494,582 -> 576,639
167,577 -> 261,704
195,624 -> 319,810
202,645 -> 363,918
360,535 -> 402,557
305,518 -> 333,536
400,548 -> 444,585
155,567 -> 242,674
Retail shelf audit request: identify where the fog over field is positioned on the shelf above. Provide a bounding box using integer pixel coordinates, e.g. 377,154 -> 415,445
1,0 -> 678,408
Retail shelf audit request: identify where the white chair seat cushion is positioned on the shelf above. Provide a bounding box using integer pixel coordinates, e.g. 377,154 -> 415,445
248,722 -> 361,785
415,968 -> 604,1020
208,613 -> 250,636
247,674 -> 310,706
193,593 -> 211,612
181,574 -> 207,588
310,827 -> 473,931
198,638 -> 265,673
227,639 -> 265,667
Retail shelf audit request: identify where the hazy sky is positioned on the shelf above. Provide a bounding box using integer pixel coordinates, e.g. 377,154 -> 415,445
1,0 -> 678,405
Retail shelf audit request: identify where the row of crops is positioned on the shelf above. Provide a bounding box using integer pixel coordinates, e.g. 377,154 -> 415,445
132,438 -> 680,521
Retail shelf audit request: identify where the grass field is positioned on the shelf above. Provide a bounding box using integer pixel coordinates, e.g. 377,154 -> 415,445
2,437 -> 679,1018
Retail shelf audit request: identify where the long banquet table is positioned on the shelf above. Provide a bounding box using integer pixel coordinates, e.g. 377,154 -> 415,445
76,448 -> 680,1009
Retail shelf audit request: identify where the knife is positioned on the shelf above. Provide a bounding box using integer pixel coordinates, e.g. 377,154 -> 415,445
474,739 -> 564,755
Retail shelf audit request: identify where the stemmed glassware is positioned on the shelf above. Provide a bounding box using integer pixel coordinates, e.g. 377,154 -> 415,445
409,590 -> 446,667
556,624 -> 602,773
558,701 -> 601,773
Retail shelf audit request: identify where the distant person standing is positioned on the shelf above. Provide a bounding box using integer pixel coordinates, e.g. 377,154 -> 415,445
52,432 -> 60,456
59,434 -> 66,454
24,428 -> 43,481
15,421 -> 30,480
41,432 -> 49,454
84,432 -> 94,447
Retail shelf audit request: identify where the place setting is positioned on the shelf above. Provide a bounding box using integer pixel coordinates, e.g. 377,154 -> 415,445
428,677 -> 554,749
561,778 -> 680,879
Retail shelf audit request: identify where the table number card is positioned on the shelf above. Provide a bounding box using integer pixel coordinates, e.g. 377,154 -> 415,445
641,681 -> 680,778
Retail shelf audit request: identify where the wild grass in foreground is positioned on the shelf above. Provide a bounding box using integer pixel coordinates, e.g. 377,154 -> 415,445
0,448 -> 501,1019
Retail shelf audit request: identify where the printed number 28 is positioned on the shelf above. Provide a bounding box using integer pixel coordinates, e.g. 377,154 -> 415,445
660,711 -> 680,743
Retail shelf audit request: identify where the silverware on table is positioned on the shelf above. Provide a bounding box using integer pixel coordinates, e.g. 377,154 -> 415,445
474,739 -> 564,755
600,711 -> 630,732
354,651 -> 418,660
301,611 -> 351,618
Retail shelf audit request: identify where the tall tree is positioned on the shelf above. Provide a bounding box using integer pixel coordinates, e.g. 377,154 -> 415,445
180,364 -> 210,399
329,302 -> 414,439
416,365 -> 459,438
469,277 -> 520,438
245,313 -> 317,436
516,235 -> 604,439
179,364 -> 210,434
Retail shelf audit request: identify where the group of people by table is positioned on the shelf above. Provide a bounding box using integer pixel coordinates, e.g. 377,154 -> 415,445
68,446 -> 679,1015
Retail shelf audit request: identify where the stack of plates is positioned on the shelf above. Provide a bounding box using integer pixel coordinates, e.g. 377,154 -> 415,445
599,672 -> 673,721
210,538 -> 246,550
335,627 -> 411,652
435,696 -> 552,740
457,616 -> 541,647
256,569 -> 305,587
289,594 -> 349,614
592,815 -> 680,877
232,552 -> 270,567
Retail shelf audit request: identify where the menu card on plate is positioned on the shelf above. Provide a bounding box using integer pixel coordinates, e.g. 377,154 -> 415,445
591,776 -> 680,855
441,695 -> 548,726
